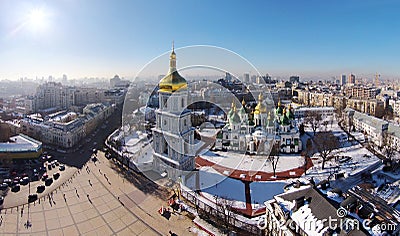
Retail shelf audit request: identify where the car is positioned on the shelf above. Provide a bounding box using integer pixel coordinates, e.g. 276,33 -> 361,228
21,173 -> 28,178
20,177 -> 29,185
41,173 -> 48,181
3,179 -> 12,187
32,173 -> 39,181
36,185 -> 45,193
51,162 -> 56,168
45,178 -> 53,186
53,172 -> 60,180
47,164 -> 52,170
11,184 -> 20,192
55,161 -> 60,166
28,194 -> 38,203
59,165 -> 65,171
13,176 -> 20,182
0,196 -> 3,205
0,183 -> 8,191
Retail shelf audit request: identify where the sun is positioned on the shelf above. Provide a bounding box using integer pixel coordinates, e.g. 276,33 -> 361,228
28,8 -> 49,32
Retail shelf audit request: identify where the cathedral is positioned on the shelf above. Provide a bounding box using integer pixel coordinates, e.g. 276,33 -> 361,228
215,95 -> 302,155
152,45 -> 195,181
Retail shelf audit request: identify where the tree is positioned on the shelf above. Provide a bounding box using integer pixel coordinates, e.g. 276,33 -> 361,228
382,132 -> 396,161
314,131 -> 340,169
303,138 -> 313,174
304,110 -> 322,135
269,143 -> 280,177
214,196 -> 236,230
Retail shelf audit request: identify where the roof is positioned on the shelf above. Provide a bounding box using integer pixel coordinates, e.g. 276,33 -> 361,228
388,123 -> 400,138
275,186 -> 367,236
159,70 -> 187,93
0,134 -> 42,153
351,109 -> 388,131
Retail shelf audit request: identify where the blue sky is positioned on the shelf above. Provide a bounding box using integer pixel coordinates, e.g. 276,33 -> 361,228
1,0 -> 400,80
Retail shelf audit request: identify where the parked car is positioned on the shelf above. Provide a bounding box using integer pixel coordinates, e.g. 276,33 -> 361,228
53,172 -> 60,180
45,178 -> 53,186
28,194 -> 38,203
0,196 -> 4,205
20,177 -> 29,185
0,183 -> 8,191
32,173 -> 39,181
41,173 -> 48,181
36,185 -> 45,193
11,184 -> 20,192
59,165 -> 65,171
3,179 -> 12,187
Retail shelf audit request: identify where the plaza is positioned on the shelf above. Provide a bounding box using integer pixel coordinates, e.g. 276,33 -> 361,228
0,151 -> 197,235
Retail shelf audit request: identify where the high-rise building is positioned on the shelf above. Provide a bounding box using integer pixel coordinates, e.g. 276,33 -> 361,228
289,76 -> 300,84
243,73 -> 250,83
340,74 -> 347,86
152,45 -> 195,180
348,73 -> 356,84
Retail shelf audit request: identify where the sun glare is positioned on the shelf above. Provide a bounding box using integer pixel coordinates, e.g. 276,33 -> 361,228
28,8 -> 48,32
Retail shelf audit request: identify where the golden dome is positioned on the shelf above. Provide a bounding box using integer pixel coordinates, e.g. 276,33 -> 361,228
254,93 -> 267,114
158,43 -> 187,93
159,71 -> 187,93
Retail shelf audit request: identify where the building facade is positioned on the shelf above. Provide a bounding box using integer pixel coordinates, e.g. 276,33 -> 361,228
152,46 -> 195,181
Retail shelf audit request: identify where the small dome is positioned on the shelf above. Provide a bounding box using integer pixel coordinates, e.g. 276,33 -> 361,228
254,93 -> 267,114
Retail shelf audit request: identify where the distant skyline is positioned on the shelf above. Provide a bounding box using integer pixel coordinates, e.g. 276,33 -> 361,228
1,0 -> 400,81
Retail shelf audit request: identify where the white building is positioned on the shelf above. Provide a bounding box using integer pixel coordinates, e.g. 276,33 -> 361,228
294,106 -> 334,119
152,45 -> 195,181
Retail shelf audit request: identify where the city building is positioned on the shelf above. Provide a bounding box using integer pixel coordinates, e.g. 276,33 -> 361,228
343,108 -> 388,146
0,134 -> 42,164
110,75 -> 130,88
348,73 -> 356,84
289,76 -> 300,84
264,186 -> 368,236
340,74 -> 347,86
152,45 -> 196,180
347,99 -> 384,118
19,103 -> 114,149
294,106 -> 335,119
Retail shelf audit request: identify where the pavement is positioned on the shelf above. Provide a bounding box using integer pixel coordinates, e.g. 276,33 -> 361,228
0,151 -> 197,236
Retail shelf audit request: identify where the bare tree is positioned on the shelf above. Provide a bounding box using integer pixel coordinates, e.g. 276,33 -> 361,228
304,110 -> 322,135
269,143 -> 280,177
302,138 -> 313,174
215,196 -> 236,230
382,132 -> 396,161
314,131 -> 340,169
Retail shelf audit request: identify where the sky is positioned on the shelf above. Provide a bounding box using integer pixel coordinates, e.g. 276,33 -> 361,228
1,0 -> 400,80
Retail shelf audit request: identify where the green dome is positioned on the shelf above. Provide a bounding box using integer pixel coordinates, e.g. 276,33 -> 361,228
230,112 -> 241,124
281,114 -> 290,125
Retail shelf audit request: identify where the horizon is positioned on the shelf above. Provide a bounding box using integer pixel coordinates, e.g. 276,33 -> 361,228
1,1 -> 400,81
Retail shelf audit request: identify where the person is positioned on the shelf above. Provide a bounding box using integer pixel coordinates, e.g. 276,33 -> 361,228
169,230 -> 178,236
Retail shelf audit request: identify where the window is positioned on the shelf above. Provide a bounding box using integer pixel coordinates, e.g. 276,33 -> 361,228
182,98 -> 185,108
184,119 -> 187,126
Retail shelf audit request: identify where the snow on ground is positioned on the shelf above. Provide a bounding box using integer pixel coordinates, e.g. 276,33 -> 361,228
200,150 -> 305,173
300,118 -> 381,182
184,166 -> 286,210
